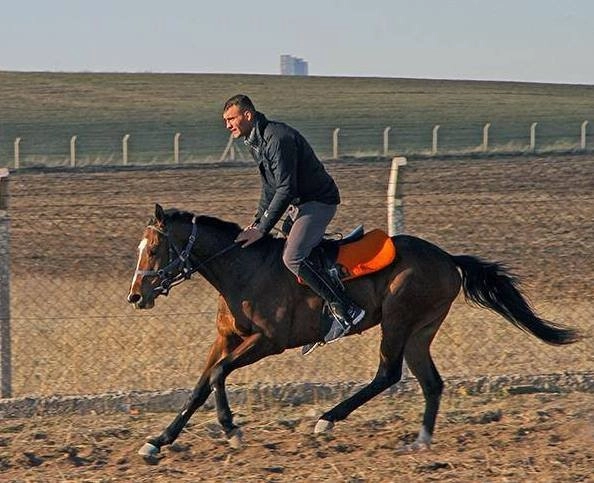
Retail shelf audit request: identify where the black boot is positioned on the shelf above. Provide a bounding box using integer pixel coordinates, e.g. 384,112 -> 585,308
298,260 -> 365,355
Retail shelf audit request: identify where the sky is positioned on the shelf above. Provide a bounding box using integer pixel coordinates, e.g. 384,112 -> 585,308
1,0 -> 593,84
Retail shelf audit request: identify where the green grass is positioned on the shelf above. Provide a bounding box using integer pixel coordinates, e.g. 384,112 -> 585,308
1,71 -> 593,166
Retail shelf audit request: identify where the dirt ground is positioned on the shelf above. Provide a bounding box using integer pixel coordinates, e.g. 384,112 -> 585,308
0,390 -> 592,482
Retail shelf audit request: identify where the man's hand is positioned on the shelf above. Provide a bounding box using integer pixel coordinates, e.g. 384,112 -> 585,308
235,226 -> 264,248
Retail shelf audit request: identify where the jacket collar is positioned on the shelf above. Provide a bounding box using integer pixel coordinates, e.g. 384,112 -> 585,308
245,111 -> 268,152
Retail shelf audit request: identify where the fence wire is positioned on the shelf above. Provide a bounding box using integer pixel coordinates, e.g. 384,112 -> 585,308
5,155 -> 593,397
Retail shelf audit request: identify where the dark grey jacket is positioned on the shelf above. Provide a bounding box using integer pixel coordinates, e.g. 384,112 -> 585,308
245,112 -> 340,233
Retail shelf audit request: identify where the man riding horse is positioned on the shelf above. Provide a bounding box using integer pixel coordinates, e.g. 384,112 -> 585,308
223,94 -> 365,353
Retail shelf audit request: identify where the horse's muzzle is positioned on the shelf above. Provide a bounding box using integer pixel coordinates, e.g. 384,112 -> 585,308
127,292 -> 155,309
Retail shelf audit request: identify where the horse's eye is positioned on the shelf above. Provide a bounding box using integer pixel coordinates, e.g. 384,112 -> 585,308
148,248 -> 158,257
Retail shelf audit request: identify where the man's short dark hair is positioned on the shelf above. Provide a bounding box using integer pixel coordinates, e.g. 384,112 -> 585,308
223,94 -> 256,114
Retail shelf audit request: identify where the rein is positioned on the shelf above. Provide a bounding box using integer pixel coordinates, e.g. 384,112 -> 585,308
136,216 -> 238,297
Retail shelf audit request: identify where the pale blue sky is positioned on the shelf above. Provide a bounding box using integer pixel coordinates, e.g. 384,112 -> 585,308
1,0 -> 592,84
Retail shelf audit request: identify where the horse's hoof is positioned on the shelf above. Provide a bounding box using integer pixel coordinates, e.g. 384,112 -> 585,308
138,442 -> 160,458
227,428 -> 243,450
314,419 -> 334,434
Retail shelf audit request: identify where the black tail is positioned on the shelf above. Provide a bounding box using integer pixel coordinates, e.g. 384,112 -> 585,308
452,255 -> 580,345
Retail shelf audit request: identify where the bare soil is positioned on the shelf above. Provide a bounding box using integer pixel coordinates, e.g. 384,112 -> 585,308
1,391 -> 592,482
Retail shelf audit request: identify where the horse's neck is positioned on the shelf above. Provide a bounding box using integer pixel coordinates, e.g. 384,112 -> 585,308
195,235 -> 281,295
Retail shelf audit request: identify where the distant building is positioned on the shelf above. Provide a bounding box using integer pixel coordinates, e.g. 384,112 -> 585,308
280,55 -> 308,76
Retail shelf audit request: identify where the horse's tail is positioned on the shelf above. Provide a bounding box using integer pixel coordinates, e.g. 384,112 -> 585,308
452,255 -> 580,345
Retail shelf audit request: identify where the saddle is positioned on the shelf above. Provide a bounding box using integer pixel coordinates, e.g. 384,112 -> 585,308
297,224 -> 397,285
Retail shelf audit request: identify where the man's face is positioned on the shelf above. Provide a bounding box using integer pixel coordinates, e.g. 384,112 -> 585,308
223,105 -> 254,138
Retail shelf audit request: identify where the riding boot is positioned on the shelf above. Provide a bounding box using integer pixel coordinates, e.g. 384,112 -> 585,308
298,260 -> 365,355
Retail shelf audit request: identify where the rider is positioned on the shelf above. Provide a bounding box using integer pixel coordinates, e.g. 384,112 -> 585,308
222,94 -> 365,353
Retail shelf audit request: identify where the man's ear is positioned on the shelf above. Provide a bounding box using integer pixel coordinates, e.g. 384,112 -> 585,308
245,110 -> 254,121
155,203 -> 165,223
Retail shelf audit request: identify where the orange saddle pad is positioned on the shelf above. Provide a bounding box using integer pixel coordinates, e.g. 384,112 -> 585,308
335,229 -> 396,281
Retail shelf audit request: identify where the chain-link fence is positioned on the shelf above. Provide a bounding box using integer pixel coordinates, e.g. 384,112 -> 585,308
3,155 -> 592,398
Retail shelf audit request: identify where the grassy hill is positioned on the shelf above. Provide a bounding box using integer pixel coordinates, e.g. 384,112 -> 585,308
1,71 -> 593,167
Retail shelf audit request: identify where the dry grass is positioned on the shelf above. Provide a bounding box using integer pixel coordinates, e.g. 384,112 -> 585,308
2,71 -> 594,164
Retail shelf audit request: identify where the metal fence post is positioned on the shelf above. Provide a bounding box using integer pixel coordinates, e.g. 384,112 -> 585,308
174,133 -> 181,163
122,134 -> 130,165
383,127 -> 391,156
14,138 -> 21,170
530,122 -> 538,152
332,128 -> 340,159
70,135 -> 77,167
432,125 -> 440,155
581,121 -> 589,151
0,168 -> 11,398
483,122 -> 491,152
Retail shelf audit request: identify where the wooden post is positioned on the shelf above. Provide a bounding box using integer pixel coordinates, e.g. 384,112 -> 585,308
386,157 -> 409,379
387,157 -> 407,235
14,138 -> 21,170
530,122 -> 538,152
483,122 -> 491,152
332,128 -> 340,159
174,133 -> 181,163
383,127 -> 392,156
70,135 -> 77,167
432,125 -> 440,155
581,120 -> 589,150
122,134 -> 130,165
0,168 -> 11,398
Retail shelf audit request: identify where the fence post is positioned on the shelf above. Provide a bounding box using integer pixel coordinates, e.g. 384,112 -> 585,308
483,122 -> 491,152
386,156 -> 409,379
0,168 -> 11,398
581,120 -> 589,150
174,133 -> 181,163
14,138 -> 21,170
432,125 -> 440,155
70,135 -> 77,167
332,128 -> 340,159
122,134 -> 130,165
530,122 -> 537,152
387,156 -> 407,235
383,127 -> 391,156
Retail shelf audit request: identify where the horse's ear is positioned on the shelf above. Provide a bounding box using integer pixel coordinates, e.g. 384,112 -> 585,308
155,204 -> 165,223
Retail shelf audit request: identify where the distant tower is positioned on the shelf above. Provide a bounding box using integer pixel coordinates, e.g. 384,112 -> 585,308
280,55 -> 309,76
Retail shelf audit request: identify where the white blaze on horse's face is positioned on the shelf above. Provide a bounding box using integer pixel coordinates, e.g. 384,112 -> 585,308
131,237 -> 149,289
127,235 -> 156,309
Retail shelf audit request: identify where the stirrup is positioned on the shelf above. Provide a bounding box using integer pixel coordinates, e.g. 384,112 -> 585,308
323,318 -> 352,344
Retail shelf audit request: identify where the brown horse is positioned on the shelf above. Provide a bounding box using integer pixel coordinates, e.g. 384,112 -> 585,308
127,204 -> 580,459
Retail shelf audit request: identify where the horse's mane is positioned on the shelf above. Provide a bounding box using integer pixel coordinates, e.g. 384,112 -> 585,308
151,208 -> 281,248
161,208 -> 243,236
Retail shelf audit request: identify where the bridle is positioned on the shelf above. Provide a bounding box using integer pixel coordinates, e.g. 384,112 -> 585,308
135,216 -> 238,297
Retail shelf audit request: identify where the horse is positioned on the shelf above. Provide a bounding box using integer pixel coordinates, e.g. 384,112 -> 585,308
127,204 -> 580,459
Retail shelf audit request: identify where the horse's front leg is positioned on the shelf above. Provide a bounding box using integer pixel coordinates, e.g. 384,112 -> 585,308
138,332 -> 241,458
208,332 -> 278,449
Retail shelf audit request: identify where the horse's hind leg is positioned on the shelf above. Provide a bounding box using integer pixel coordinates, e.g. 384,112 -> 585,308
314,325 -> 408,433
399,314 -> 447,452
